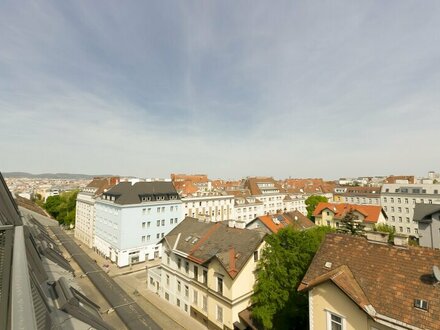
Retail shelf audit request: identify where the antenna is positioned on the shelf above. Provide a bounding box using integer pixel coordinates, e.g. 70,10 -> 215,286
433,266 -> 440,285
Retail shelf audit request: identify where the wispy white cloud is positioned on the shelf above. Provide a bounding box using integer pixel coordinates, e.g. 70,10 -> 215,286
1,0 -> 440,178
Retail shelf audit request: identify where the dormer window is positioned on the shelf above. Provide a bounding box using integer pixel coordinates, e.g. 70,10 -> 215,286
414,299 -> 428,311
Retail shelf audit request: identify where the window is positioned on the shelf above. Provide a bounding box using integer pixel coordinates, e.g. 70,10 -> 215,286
384,197 -> 387,202
398,217 -> 402,222
170,206 -> 174,211
177,280 -> 181,292
147,235 -> 150,241
147,221 -> 151,228
390,197 -> 394,203
147,208 -> 151,214
142,236 -> 145,242
391,216 -> 395,222
327,312 -> 344,330
177,298 -> 180,307
405,208 -> 409,213
167,255 -> 170,265
193,290 -> 198,305
217,276 -> 223,295
407,228 -> 411,233
166,274 -> 170,286
254,250 -> 259,262
142,208 -> 146,214
157,207 -> 160,213
170,219 -> 173,224
415,228 -> 418,234
165,292 -> 169,301
184,304 -> 188,312
399,226 -> 403,232
414,299 -> 428,311
406,217 -> 410,223
404,198 -> 408,204
185,261 -> 189,273
216,305 -> 223,323
157,220 -> 160,226
203,269 -> 208,285
178,258 -> 181,270
161,219 -> 165,226
194,266 -> 199,280
156,233 -> 160,239
185,285 -> 189,297
142,222 -> 146,229
161,233 -> 164,238
397,198 -> 401,203
203,295 -> 207,311
161,207 -> 165,212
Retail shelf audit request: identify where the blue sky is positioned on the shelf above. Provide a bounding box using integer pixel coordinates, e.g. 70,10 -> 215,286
1,1 -> 439,179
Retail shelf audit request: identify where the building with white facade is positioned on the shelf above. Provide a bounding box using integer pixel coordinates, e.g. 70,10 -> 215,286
333,186 -> 381,205
147,217 -> 266,330
94,180 -> 183,267
74,177 -> 119,248
381,183 -> 440,237
182,193 -> 235,222
242,177 -> 307,216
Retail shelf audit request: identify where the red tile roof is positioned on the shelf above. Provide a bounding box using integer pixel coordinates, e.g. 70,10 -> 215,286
252,211 -> 315,233
313,202 -> 385,223
299,234 -> 440,330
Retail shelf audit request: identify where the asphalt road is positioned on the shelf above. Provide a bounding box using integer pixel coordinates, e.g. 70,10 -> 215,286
50,225 -> 161,330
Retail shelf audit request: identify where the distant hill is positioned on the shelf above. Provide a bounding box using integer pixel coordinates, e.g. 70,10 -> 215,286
3,172 -> 116,179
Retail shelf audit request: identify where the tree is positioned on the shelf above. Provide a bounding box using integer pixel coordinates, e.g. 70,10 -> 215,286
251,226 -> 334,329
43,190 -> 79,227
374,223 -> 396,242
305,195 -> 328,221
338,210 -> 365,235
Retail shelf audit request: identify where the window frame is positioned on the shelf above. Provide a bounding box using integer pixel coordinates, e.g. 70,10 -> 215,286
326,310 -> 345,330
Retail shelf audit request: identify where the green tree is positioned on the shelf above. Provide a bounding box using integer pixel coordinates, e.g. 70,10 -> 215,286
305,195 -> 328,221
338,210 -> 365,235
374,223 -> 396,242
43,190 -> 79,227
251,226 -> 334,329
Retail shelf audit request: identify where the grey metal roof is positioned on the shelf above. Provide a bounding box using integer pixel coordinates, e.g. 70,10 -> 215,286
104,181 -> 180,205
413,203 -> 440,222
0,172 -> 22,226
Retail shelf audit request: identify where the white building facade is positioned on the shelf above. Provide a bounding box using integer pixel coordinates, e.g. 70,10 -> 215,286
381,183 -> 440,237
182,193 -> 234,222
94,181 -> 183,267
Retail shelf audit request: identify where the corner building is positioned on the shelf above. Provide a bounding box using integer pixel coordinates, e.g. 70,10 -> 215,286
94,180 -> 183,267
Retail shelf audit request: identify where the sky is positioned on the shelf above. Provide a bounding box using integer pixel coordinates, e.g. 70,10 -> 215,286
1,1 -> 439,180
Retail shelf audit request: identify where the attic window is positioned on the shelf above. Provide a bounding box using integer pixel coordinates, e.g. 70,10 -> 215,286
414,299 -> 429,311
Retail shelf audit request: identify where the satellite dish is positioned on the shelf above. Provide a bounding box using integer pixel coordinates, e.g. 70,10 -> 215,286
433,266 -> 440,283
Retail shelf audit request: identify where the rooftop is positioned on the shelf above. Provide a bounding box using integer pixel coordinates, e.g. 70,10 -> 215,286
299,233 -> 440,330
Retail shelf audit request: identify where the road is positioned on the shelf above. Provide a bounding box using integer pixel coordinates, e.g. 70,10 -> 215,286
50,225 -> 161,330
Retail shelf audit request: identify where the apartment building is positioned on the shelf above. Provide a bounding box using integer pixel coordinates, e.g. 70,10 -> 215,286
313,202 -> 387,231
94,180 -> 183,267
333,186 -> 381,205
243,177 -> 307,215
381,183 -> 440,236
299,233 -> 440,330
414,204 -> 440,249
148,217 -> 266,330
182,193 -> 235,222
74,177 -> 119,248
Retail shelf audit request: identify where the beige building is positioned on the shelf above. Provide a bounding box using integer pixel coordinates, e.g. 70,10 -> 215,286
74,177 -> 119,248
147,217 -> 266,330
299,233 -> 440,330
313,202 -> 387,231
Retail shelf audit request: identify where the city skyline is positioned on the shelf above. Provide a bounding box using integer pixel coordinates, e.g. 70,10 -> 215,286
1,1 -> 440,179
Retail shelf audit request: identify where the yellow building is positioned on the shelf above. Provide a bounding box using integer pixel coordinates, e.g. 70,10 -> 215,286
298,233 -> 440,330
148,217 -> 266,330
313,202 -> 387,230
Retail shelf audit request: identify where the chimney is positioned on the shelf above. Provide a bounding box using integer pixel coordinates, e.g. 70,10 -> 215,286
228,219 -> 236,228
366,231 -> 389,244
394,234 -> 409,247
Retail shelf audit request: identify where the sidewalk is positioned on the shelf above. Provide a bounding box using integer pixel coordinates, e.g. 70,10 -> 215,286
68,231 -> 206,330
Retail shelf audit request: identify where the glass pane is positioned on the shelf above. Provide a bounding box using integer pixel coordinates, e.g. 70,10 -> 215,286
331,323 -> 342,330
